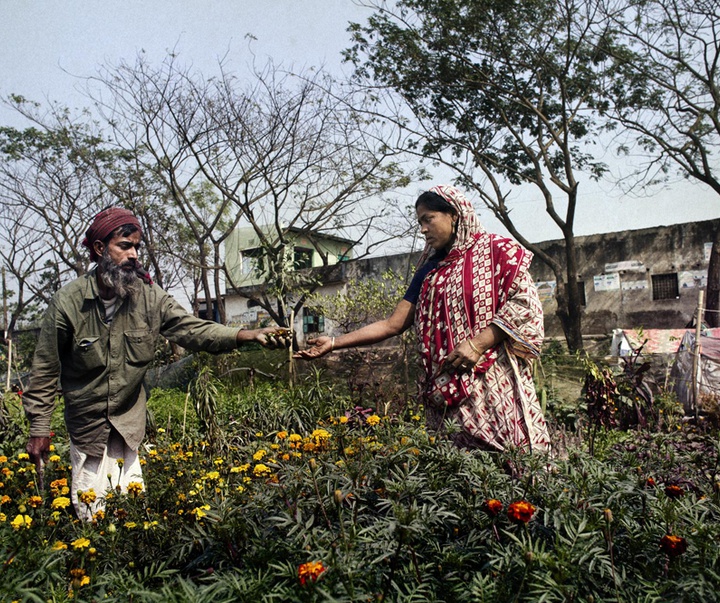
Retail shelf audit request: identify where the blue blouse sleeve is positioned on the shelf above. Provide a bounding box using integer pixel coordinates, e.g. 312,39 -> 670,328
403,260 -> 437,305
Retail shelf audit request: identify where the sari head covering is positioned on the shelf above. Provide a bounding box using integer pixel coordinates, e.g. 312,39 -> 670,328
414,185 -> 549,452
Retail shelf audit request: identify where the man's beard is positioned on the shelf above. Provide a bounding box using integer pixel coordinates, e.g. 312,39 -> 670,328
98,251 -> 143,301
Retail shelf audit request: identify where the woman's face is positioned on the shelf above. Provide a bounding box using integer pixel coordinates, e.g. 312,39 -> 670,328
416,203 -> 457,251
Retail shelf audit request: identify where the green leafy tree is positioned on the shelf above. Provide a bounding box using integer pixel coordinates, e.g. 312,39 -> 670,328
345,0 -> 619,351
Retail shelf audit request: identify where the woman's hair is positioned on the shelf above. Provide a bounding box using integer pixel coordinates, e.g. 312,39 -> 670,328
415,191 -> 457,215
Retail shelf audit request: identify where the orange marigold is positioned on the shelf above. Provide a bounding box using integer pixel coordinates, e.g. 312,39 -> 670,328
483,499 -> 503,517
298,561 -> 326,585
664,484 -> 685,499
507,500 -> 536,524
660,534 -> 688,558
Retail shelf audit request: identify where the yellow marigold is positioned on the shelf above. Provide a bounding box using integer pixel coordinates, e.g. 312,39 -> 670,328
143,520 -> 159,530
303,441 -> 317,452
51,496 -> 72,510
411,414 -> 421,421
270,443 -> 280,450
366,415 -> 381,427
10,514 -> 32,530
339,416 -> 349,424
213,458 -> 224,466
1,494 -> 11,504
204,471 -> 220,481
288,434 -> 302,442
92,510 -> 105,522
71,537 -> 91,549
126,482 -> 143,496
27,496 -> 43,508
0,455 -> 7,463
50,478 -> 69,496
79,489 -> 97,505
0,513 -> 6,522
191,505 -> 211,519
124,521 -> 137,529
253,449 -> 267,461
17,453 -> 30,461
48,454 -> 61,463
276,430 -> 288,440
311,428 -> 331,441
52,540 -> 68,550
253,463 -> 272,477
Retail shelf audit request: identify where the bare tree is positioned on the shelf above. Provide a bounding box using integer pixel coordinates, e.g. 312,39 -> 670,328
87,53 -> 414,326
599,0 -> 720,324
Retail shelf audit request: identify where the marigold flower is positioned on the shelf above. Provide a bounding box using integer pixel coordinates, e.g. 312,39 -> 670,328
1,494 -> 11,505
276,430 -> 288,440
0,513 -> 6,522
0,455 -> 7,463
27,495 -> 43,508
339,416 -> 349,424
79,489 -> 97,505
48,454 -> 61,463
253,463 -> 272,477
665,484 -> 684,499
253,449 -> 267,461
52,496 -> 72,510
298,561 -> 326,585
366,415 -> 381,427
10,514 -> 32,530
126,482 -> 143,496
72,537 -> 91,549
288,433 -> 302,442
507,501 -> 536,524
660,534 -> 688,558
52,540 -> 68,550
124,521 -> 138,529
483,499 -> 503,517
17,453 -> 30,461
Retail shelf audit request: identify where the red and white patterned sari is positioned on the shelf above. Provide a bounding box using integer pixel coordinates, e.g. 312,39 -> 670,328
414,186 -> 550,453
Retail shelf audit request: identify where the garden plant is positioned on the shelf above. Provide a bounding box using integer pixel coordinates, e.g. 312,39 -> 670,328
0,350 -> 719,602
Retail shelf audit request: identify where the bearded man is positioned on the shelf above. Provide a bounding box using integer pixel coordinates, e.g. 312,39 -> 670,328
23,207 -> 288,520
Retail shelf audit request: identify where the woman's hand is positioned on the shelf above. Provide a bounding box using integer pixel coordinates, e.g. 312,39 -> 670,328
293,336 -> 334,359
445,338 -> 483,372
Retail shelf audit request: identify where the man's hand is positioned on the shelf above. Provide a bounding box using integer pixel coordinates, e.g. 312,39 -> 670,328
255,326 -> 293,349
26,436 -> 51,485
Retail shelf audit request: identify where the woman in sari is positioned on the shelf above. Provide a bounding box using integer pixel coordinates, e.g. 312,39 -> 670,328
295,185 -> 550,453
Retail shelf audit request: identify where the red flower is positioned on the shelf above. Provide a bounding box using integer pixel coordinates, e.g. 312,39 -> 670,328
507,500 -> 536,524
483,499 -> 503,517
664,484 -> 685,499
298,561 -> 326,586
660,534 -> 688,558
645,477 -> 656,488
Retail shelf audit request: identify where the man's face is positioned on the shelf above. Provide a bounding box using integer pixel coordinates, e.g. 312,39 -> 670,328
96,230 -> 143,299
100,231 -> 142,269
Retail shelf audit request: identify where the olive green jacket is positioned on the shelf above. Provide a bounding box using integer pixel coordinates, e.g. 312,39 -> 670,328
23,270 -> 240,456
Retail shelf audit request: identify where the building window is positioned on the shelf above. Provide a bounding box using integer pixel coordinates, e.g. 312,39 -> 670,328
303,307 -> 324,334
577,281 -> 586,306
294,247 -> 314,270
651,273 -> 679,300
241,248 -> 265,276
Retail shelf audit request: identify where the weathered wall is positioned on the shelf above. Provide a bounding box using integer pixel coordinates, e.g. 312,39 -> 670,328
531,219 -> 718,337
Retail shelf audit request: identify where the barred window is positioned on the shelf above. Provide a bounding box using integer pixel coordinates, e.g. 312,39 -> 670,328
651,273 -> 679,300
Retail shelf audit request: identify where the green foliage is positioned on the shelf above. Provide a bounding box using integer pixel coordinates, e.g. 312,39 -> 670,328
306,269 -> 408,333
1,366 -> 719,601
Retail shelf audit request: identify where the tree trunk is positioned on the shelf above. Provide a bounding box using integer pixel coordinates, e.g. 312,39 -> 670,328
705,223 -> 720,327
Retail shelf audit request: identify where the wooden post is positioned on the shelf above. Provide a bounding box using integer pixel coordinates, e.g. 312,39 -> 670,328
691,289 -> 704,420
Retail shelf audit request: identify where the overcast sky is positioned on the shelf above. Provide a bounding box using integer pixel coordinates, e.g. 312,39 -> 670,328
1,0 -> 718,245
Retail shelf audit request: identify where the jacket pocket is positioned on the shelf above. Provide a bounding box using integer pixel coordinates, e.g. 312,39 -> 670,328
72,336 -> 105,372
124,330 -> 155,365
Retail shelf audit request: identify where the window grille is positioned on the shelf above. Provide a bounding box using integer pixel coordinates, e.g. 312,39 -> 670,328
651,273 -> 679,300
